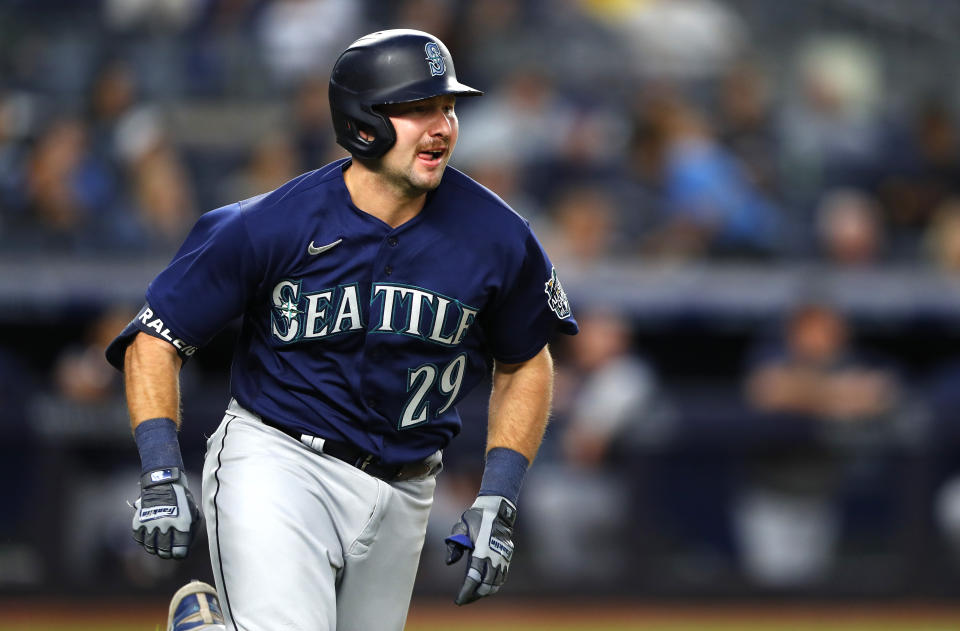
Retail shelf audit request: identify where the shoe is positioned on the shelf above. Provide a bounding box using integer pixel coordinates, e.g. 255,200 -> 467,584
167,580 -> 225,631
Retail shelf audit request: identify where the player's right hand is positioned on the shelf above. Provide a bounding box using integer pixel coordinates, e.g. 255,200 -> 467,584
131,467 -> 200,559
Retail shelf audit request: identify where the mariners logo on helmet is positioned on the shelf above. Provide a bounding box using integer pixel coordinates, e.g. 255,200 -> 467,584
544,268 -> 571,319
425,42 -> 446,76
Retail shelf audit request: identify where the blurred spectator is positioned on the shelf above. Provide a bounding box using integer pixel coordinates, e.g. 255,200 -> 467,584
256,0 -> 361,87
51,307 -> 131,405
584,0 -> 747,81
814,188 -> 885,266
632,92 -> 782,260
32,306 -> 175,585
524,99 -> 635,209
524,309 -> 674,583
97,0 -> 198,99
220,128 -> 302,202
923,197 -> 960,272
11,116 -> 120,253
556,309 -> 675,462
457,0 -> 541,89
5,64 -> 197,255
745,302 -> 900,423
454,67 -> 578,177
86,60 -> 143,163
0,91 -> 39,229
37,307 -> 132,425
537,185 -> 625,270
290,76 -> 335,170
82,60 -> 190,251
178,0 -> 266,98
515,2 -> 630,95
391,0 -> 456,44
102,0 -> 201,32
736,302 -> 903,587
778,36 -> 885,205
83,113 -> 199,255
716,60 -> 780,198
878,99 -> 960,244
79,72 -> 198,254
455,64 -> 631,207
123,139 -> 197,252
465,155 -> 543,221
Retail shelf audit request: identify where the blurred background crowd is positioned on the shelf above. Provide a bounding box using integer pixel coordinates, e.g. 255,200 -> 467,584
3,0 -> 960,602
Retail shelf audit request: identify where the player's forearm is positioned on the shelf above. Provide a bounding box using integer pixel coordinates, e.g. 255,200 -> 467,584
486,345 -> 554,463
124,332 -> 183,430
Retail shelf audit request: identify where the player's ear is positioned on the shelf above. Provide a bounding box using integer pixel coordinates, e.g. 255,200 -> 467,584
349,120 -> 376,143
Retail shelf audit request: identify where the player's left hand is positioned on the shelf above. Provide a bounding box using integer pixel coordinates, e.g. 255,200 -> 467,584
131,467 -> 201,559
444,495 -> 517,605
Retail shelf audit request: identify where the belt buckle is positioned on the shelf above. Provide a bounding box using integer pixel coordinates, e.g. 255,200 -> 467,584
356,454 -> 374,472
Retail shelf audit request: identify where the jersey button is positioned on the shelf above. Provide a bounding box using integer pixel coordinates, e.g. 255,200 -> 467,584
388,237 -> 398,247
384,265 -> 393,276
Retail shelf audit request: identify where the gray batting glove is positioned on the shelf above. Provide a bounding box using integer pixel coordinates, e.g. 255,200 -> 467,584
444,495 -> 517,605
131,467 -> 200,559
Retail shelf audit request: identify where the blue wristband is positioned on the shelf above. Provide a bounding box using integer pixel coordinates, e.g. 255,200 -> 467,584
134,417 -> 184,474
478,447 -> 529,505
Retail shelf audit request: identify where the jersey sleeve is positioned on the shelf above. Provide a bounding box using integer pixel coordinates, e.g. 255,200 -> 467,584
105,204 -> 262,370
483,227 -> 579,363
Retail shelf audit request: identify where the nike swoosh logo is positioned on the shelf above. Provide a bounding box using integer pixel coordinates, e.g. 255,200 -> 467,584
308,238 -> 342,256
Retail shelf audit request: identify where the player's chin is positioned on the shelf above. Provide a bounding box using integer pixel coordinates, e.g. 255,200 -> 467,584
411,164 -> 447,190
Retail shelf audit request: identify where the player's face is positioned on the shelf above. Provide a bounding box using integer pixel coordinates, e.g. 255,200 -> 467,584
376,94 -> 458,195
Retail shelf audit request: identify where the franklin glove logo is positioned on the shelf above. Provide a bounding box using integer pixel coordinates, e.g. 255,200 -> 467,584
139,505 -> 178,521
488,536 -> 513,561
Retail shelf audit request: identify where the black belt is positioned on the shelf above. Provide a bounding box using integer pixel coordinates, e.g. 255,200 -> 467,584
261,418 -> 433,482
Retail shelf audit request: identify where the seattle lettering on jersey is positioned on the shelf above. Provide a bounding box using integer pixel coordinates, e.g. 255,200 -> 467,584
270,280 -> 477,347
371,283 -> 477,346
271,281 -> 364,343
137,306 -> 198,356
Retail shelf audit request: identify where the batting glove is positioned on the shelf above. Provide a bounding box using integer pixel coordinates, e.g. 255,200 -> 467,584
131,467 -> 200,559
445,495 -> 517,605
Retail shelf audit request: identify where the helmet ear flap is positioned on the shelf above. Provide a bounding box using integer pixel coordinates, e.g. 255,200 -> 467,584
329,84 -> 397,159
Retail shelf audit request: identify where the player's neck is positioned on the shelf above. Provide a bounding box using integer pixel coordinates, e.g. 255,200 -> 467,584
343,160 -> 427,229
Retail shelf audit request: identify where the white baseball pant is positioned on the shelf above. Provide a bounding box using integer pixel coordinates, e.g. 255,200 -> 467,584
201,400 -> 439,631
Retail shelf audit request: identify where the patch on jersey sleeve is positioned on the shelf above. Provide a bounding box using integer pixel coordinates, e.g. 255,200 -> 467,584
544,267 -> 571,319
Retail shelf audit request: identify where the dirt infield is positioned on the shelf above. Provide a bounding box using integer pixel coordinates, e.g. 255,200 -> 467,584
409,600 -> 960,630
3,598 -> 960,630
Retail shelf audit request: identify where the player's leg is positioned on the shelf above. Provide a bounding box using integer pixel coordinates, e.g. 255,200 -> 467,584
335,472 -> 438,631
167,580 -> 225,631
202,408 -> 384,631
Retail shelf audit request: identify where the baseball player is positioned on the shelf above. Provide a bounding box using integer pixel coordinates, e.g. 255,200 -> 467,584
106,29 -> 578,631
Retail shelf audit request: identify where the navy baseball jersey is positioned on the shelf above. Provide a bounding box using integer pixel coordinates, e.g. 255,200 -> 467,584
107,158 -> 578,464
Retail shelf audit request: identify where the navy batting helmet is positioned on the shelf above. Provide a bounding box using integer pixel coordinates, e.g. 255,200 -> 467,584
328,29 -> 482,160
